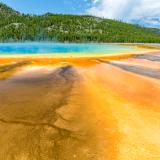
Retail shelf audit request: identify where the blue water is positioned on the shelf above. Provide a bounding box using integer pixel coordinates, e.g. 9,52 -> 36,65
0,43 -> 138,55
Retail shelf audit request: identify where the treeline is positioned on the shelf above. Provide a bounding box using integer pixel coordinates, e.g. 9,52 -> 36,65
0,3 -> 160,43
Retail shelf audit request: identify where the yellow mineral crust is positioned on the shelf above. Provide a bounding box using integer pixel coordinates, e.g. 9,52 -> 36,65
0,50 -> 160,160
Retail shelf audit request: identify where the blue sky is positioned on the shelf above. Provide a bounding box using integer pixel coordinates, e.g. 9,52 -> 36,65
0,0 -> 91,15
1,0 -> 160,28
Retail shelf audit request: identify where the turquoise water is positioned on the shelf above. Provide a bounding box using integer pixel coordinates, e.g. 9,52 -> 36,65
0,43 -> 138,55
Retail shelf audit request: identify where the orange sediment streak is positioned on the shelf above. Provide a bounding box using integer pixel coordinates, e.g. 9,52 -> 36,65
0,51 -> 160,159
78,61 -> 160,159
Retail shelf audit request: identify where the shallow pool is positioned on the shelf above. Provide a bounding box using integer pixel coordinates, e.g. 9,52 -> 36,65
0,42 -> 139,55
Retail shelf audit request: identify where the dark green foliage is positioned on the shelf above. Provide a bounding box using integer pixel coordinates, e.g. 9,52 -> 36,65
0,2 -> 19,17
0,2 -> 160,43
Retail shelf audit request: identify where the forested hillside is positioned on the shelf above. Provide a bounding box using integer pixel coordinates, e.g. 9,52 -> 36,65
0,2 -> 160,43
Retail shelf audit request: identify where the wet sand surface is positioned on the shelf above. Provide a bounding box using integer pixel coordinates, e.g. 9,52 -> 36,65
135,54 -> 160,61
0,52 -> 160,160
100,60 -> 160,79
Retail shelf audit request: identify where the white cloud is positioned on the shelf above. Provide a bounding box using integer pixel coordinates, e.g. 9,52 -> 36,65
87,0 -> 160,27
